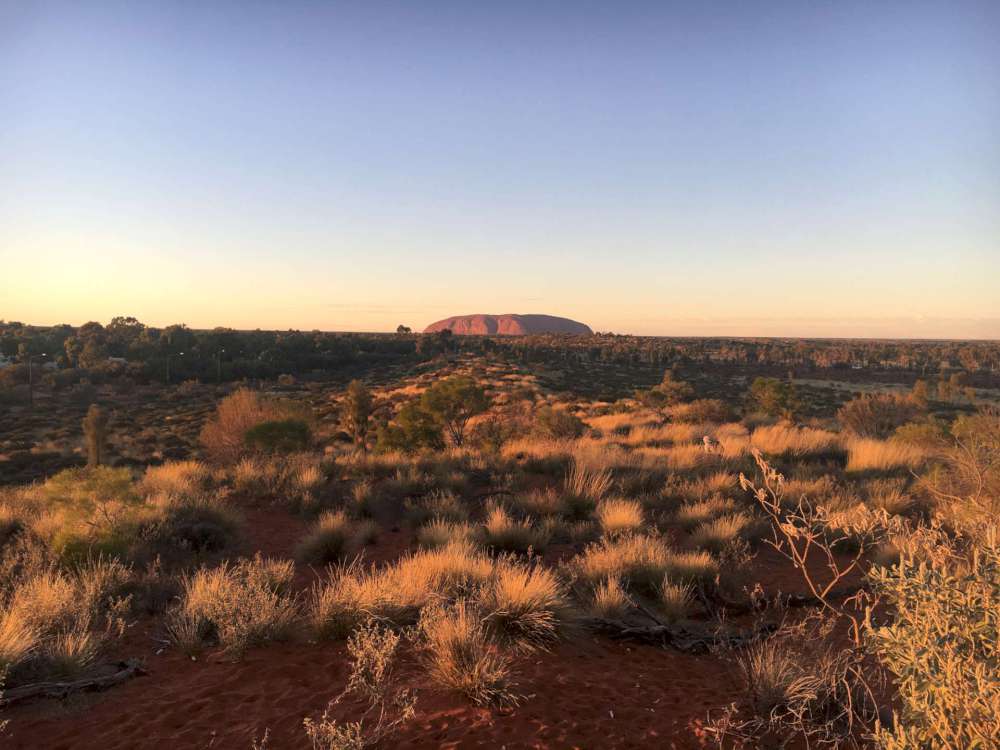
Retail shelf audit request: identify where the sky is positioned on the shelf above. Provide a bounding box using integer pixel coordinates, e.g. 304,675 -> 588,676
2,1 -> 999,339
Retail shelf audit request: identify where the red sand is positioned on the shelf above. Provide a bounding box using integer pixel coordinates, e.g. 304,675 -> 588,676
2,502 -> 844,750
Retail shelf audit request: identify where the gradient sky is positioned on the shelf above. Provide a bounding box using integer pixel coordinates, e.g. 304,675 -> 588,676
2,1 -> 999,338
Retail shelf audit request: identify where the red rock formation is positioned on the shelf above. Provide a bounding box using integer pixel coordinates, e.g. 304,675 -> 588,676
424,313 -> 592,336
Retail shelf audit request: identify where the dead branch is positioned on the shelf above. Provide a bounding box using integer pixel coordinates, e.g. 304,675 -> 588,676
0,659 -> 147,707
582,619 -> 777,653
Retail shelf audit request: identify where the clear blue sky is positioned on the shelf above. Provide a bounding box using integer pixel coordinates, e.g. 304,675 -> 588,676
3,1 -> 998,337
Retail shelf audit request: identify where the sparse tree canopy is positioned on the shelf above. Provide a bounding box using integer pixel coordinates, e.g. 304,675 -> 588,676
342,379 -> 374,451
748,377 -> 799,419
420,376 -> 490,447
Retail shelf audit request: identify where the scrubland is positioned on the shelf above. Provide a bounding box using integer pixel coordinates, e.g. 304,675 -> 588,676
0,353 -> 996,749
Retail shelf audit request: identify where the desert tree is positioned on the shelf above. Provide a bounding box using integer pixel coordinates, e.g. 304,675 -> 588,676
82,404 -> 109,467
342,379 -> 374,451
420,376 -> 490,447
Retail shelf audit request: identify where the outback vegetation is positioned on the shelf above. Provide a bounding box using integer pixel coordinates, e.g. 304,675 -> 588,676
0,326 -> 997,748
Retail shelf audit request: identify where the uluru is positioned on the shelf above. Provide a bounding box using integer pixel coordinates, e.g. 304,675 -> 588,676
424,313 -> 593,336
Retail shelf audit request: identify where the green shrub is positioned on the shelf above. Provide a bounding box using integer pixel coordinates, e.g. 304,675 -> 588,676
868,535 -> 1000,748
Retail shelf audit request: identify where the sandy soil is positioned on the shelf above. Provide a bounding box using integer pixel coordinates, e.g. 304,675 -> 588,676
1,501 -> 839,750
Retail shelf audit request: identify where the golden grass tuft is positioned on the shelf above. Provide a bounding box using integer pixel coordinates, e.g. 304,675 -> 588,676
478,561 -> 568,650
690,512 -> 753,554
168,555 -> 297,656
417,600 -> 517,707
480,506 -> 546,553
589,576 -> 632,619
596,498 -> 644,537
846,438 -> 927,472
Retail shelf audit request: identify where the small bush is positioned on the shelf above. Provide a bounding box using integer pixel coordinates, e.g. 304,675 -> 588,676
868,535 -> 1000,748
535,406 -> 586,440
838,393 -> 921,439
297,511 -> 361,566
244,419 -> 312,454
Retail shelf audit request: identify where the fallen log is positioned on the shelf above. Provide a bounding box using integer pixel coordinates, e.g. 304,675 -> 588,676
0,659 -> 147,707
583,619 -> 777,653
709,584 -> 869,616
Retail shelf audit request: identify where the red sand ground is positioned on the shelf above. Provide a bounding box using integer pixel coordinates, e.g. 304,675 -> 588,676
3,503 -> 835,750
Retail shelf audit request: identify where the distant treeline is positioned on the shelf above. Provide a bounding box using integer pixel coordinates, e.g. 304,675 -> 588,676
1,317 -> 999,389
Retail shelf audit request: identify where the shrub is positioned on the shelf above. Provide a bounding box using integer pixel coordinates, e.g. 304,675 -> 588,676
303,621 -> 416,750
868,535 -> 1000,748
376,401 -> 445,453
838,393 -> 921,439
200,389 -> 310,463
748,377 -> 799,419
535,406 -> 586,440
297,511 -> 362,566
416,600 -> 516,707
670,399 -> 732,424
244,419 -> 312,454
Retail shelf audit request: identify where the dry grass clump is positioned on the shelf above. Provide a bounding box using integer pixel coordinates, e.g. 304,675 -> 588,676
0,554 -> 131,681
416,519 -> 476,549
596,498 -> 644,537
416,600 -> 517,708
664,549 -> 719,584
690,512 -> 754,554
478,561 -> 568,650
748,424 -> 843,458
674,496 -> 736,530
714,620 -> 879,748
168,554 -> 297,656
309,541 -> 494,638
861,478 -> 917,518
589,576 -> 633,619
513,488 -> 564,518
296,511 -> 376,566
480,506 -> 547,554
200,388 -> 310,464
562,462 -> 613,519
404,490 -> 468,527
846,438 -> 926,472
142,461 -> 213,498
570,534 -> 677,595
658,578 -> 694,623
